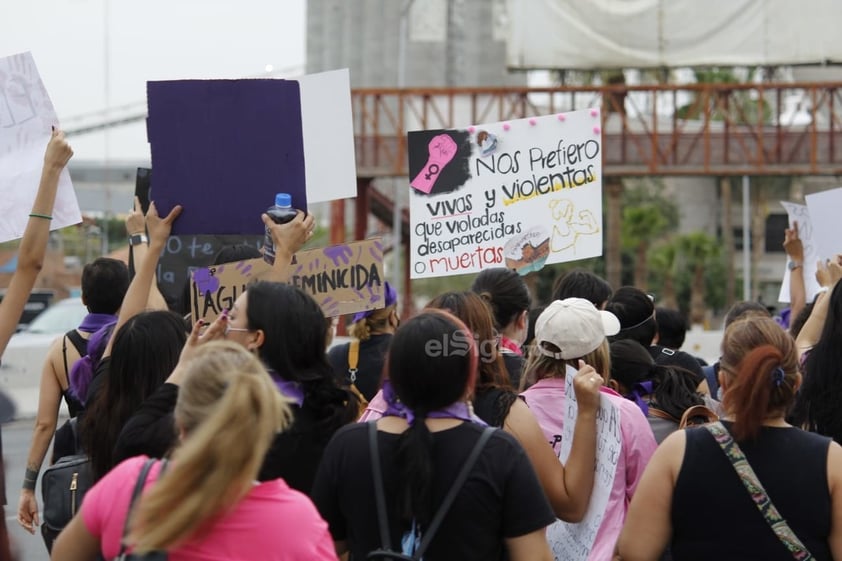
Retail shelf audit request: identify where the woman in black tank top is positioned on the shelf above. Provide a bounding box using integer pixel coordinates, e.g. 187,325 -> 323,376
616,316 -> 842,561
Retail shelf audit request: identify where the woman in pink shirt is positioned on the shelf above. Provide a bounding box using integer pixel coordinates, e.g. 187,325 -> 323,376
521,298 -> 657,561
51,341 -> 336,561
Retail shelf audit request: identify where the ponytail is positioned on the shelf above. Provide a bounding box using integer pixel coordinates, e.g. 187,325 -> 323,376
721,344 -> 796,442
395,415 -> 435,526
128,342 -> 292,552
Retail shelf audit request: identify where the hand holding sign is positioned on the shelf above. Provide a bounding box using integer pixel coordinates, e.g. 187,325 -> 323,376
572,359 -> 603,415
146,201 -> 183,247
126,196 -> 145,236
783,221 -> 804,263
44,128 -> 73,170
411,133 -> 457,194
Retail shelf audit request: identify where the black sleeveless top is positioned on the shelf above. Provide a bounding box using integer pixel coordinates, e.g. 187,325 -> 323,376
473,387 -> 518,428
671,422 -> 832,560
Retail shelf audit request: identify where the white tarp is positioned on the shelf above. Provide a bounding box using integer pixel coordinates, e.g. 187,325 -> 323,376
507,0 -> 842,70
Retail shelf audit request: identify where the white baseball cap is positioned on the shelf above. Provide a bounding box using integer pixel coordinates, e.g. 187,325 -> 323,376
535,298 -> 621,360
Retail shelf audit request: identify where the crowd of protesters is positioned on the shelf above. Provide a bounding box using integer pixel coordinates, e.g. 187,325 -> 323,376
2,132 -> 841,561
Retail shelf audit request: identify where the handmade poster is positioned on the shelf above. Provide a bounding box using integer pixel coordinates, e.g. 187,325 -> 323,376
408,109 -> 603,279
0,51 -> 81,242
190,238 -> 385,321
156,234 -> 263,310
297,69 -> 357,203
805,187 -> 842,261
546,365 -> 621,561
777,202 -> 822,304
147,79 -> 307,236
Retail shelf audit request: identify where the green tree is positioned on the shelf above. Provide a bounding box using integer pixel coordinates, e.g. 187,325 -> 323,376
677,232 -> 720,325
649,240 -> 679,308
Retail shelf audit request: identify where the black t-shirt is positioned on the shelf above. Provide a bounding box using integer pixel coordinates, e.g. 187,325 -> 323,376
312,422 -> 555,560
327,334 -> 392,401
672,423 -> 832,560
112,382 -> 346,495
648,345 -> 706,387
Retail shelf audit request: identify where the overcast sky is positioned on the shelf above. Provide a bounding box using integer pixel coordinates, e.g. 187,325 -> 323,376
2,0 -> 306,161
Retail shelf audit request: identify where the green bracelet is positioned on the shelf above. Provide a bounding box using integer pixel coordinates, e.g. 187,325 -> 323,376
29,213 -> 53,220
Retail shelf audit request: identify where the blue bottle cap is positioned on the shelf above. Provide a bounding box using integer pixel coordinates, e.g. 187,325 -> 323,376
275,193 -> 292,207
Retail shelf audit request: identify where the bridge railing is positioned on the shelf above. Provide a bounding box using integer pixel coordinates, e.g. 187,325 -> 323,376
353,83 -> 842,176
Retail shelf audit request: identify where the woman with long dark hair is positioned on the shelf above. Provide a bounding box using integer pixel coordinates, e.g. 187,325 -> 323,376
313,311 -> 555,560
610,339 -> 711,443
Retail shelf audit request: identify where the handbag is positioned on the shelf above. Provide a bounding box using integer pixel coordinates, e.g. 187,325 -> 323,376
366,422 -> 495,560
704,422 -> 814,560
114,458 -> 168,561
41,417 -> 92,553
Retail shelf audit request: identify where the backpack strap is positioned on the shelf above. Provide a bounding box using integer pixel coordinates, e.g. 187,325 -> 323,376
648,407 -> 679,424
61,329 -> 87,385
678,405 -> 718,429
413,427 -> 494,560
348,340 -> 360,383
703,422 -> 814,560
367,422 -> 495,560
116,458 -> 168,557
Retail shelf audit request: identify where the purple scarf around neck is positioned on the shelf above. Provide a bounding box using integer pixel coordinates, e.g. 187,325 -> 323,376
380,380 -> 487,426
77,313 -> 117,334
268,370 -> 305,407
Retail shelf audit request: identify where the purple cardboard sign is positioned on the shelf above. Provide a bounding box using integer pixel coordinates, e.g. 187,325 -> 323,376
147,79 -> 307,235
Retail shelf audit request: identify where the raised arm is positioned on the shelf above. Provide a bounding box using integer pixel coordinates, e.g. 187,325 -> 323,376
103,201 -> 181,358
795,256 -> 842,358
783,221 -> 806,324
125,196 -> 167,310
0,129 -> 72,355
261,210 -> 314,283
505,361 -> 601,521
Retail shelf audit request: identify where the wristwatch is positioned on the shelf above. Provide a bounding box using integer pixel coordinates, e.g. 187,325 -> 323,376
787,260 -> 803,271
128,233 -> 148,246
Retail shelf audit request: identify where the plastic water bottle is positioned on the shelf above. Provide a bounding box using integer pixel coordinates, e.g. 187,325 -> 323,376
263,193 -> 298,265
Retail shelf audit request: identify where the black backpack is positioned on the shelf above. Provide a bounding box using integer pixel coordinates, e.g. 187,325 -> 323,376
366,422 -> 494,560
40,417 -> 92,552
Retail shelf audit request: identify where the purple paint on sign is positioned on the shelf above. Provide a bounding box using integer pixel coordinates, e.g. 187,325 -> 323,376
194,268 -> 220,294
324,245 -> 352,266
147,79 -> 307,235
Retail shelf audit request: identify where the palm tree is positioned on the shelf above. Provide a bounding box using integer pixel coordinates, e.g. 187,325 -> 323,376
622,204 -> 670,291
678,232 -> 720,325
649,240 -> 679,308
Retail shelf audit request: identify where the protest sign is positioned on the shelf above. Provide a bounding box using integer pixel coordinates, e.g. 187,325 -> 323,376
546,365 -> 621,561
805,187 -> 842,260
156,234 -> 263,311
190,238 -> 385,321
777,202 -> 822,303
0,51 -> 81,242
147,69 -> 357,236
147,79 -> 307,236
408,109 -> 603,279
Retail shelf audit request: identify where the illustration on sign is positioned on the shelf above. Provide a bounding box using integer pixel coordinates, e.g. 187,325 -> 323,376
408,109 -> 603,279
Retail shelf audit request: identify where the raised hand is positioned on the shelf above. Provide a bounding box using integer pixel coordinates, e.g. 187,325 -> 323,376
43,127 -> 73,169
146,201 -> 182,247
783,221 -> 804,262
261,210 -> 313,257
572,359 -> 603,415
126,196 -> 145,236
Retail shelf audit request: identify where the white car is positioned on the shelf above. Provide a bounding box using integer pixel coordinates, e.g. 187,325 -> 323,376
0,298 -> 88,418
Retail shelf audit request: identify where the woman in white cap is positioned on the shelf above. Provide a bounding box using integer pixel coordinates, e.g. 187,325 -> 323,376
521,298 -> 657,561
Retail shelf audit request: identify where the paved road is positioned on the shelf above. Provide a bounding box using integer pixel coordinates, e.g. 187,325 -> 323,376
4,419 -> 56,561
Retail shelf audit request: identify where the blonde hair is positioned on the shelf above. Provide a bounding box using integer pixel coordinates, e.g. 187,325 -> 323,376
520,339 -> 610,391
348,304 -> 396,341
128,341 -> 293,552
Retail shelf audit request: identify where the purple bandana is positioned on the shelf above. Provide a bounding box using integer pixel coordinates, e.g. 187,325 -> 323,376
380,380 -> 487,426
351,281 -> 398,324
625,380 -> 655,416
77,313 -> 117,334
269,371 -> 304,407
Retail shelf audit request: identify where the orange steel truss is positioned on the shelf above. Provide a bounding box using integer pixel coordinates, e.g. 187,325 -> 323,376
352,82 -> 842,177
